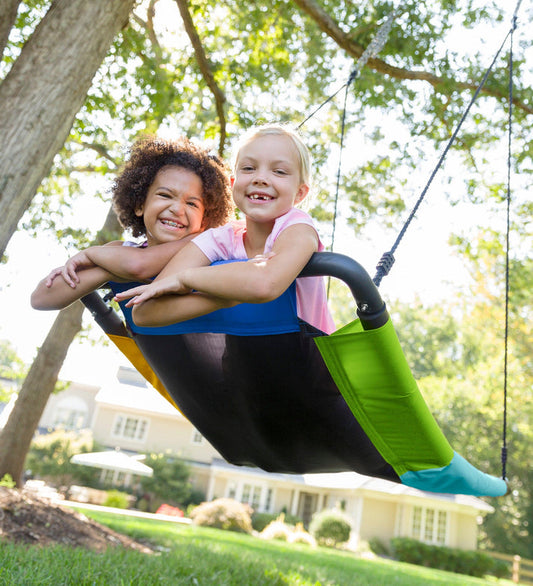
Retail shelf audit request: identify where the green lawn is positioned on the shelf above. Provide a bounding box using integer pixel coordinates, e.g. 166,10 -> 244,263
0,510 -> 516,585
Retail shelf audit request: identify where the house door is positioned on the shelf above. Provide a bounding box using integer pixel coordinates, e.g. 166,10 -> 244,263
298,492 -> 317,528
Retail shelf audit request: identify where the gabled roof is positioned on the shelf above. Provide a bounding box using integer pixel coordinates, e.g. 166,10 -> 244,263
95,369 -> 182,418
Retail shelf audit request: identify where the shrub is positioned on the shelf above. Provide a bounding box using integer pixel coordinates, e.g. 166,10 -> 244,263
251,511 -> 303,532
139,453 -> 197,511
103,490 -> 130,509
190,498 -> 253,533
26,430 -> 100,488
287,523 -> 317,547
368,537 -> 390,557
259,518 -> 292,541
309,509 -> 351,547
0,474 -> 16,488
259,516 -> 316,546
390,537 -> 510,579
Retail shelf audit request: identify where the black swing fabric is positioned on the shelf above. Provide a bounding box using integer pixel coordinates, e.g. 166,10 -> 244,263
133,327 -> 398,480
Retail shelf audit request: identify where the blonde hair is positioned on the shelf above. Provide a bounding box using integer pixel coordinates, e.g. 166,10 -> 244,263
233,124 -> 312,186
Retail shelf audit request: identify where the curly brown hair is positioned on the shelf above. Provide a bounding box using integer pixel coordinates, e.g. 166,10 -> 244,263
112,136 -> 234,238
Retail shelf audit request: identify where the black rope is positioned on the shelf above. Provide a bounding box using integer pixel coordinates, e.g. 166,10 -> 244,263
298,83 -> 349,130
297,11 -> 397,297
373,24 -> 515,286
501,5 -> 520,482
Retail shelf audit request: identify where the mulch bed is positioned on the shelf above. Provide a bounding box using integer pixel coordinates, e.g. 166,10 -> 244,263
0,487 -> 153,553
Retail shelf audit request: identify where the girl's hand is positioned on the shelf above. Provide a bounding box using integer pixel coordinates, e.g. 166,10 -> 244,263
115,274 -> 192,307
44,267 -> 66,288
54,251 -> 96,288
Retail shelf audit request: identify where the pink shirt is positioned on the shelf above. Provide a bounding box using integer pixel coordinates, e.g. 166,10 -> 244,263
192,208 -> 336,334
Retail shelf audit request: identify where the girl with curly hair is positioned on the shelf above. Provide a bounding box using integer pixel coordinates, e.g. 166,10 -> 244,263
32,136 -> 233,310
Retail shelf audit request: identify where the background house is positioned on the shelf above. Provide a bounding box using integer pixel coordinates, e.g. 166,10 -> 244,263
17,365 -> 494,551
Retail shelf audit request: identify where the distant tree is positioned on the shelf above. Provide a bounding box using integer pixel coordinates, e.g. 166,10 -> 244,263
25,429 -> 100,489
0,339 -> 26,383
139,453 -> 199,512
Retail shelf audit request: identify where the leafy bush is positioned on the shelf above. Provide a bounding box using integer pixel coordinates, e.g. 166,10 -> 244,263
259,515 -> 316,546
390,538 -> 510,579
259,518 -> 292,541
251,511 -> 303,532
139,453 -> 198,512
309,509 -> 351,547
190,498 -> 253,533
26,430 -> 100,488
103,490 -> 130,509
288,523 -> 316,547
0,474 -> 16,488
368,537 -> 390,557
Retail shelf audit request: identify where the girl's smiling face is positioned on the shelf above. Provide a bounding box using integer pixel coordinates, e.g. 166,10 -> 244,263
136,166 -> 205,246
232,134 -> 309,227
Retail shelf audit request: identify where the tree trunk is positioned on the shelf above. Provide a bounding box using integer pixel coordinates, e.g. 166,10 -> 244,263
0,0 -> 135,259
0,0 -> 21,59
0,302 -> 84,486
0,208 -> 122,486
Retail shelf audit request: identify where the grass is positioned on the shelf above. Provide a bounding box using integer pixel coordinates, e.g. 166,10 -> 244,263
0,510 -> 517,585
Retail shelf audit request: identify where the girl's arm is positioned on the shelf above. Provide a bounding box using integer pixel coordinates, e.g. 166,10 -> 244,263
59,236 -> 197,287
120,224 -> 318,326
130,292 -> 239,327
31,265 -> 114,310
31,237 -> 196,311
179,224 -> 318,303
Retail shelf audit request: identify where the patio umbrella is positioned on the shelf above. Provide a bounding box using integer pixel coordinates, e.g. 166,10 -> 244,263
70,450 -> 153,477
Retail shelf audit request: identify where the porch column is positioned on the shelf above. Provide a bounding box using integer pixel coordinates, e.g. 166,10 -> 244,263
351,495 -> 364,549
206,469 -> 216,501
290,488 -> 300,516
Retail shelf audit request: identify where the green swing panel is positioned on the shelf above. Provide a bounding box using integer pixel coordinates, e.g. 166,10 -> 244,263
315,316 -> 507,497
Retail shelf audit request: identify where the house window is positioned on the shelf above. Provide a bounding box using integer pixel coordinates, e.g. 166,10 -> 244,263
191,430 -> 204,445
53,407 -> 86,430
112,414 -> 149,442
101,469 -> 115,485
101,469 -> 129,488
265,488 -> 273,511
411,506 -> 448,545
240,483 -> 263,510
52,397 -> 88,430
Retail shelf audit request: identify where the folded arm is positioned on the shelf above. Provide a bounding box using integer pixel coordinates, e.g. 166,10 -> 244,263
60,237 -> 197,286
31,265 -> 114,310
31,237 -> 196,311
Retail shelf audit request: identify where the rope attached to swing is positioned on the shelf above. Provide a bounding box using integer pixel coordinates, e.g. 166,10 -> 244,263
372,16 -> 518,286
500,2 -> 522,482
298,10 -> 397,262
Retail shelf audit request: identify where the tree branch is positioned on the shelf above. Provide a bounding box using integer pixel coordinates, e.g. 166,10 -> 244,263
133,0 -> 161,52
78,140 -> 119,166
0,0 -> 21,61
174,0 -> 227,156
292,0 -> 532,115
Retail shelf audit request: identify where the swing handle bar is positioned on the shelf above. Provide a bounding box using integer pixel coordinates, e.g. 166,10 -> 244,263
81,292 -> 129,337
81,252 -> 389,334
300,252 -> 389,330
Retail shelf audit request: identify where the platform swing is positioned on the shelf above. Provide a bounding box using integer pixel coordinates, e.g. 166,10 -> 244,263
81,7 -> 520,498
